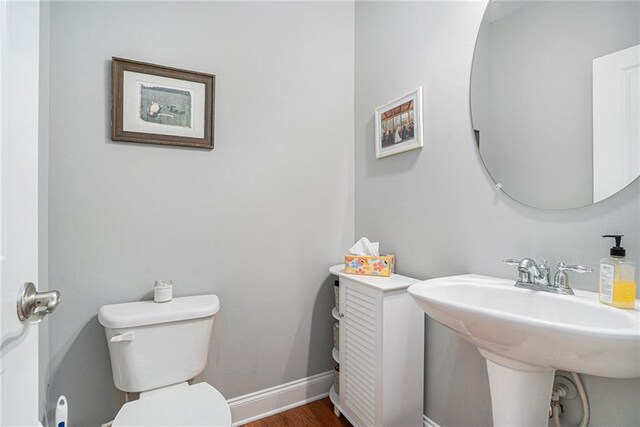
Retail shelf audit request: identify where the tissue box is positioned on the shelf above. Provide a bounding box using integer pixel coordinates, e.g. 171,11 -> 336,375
344,255 -> 395,277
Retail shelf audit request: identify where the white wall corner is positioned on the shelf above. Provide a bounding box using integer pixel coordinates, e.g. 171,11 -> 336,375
228,371 -> 334,426
424,414 -> 441,427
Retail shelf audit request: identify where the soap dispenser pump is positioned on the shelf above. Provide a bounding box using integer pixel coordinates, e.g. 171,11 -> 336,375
599,235 -> 636,309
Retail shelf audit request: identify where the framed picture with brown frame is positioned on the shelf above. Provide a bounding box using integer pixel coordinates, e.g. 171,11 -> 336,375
111,57 -> 215,149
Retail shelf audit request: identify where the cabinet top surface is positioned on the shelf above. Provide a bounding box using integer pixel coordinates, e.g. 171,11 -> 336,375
329,264 -> 420,291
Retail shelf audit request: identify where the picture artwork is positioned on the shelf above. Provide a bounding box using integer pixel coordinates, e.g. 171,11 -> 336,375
374,87 -> 423,158
112,57 -> 215,149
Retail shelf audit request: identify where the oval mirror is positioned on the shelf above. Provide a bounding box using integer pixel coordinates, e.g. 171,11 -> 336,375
471,0 -> 640,209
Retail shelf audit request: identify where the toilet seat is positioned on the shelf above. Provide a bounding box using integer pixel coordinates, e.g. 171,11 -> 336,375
112,383 -> 232,427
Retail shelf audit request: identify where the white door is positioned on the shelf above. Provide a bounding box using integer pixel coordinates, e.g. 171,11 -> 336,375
593,44 -> 640,203
1,0 -> 42,425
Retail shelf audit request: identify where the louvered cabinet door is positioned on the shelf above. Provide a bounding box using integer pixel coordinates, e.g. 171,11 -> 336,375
339,278 -> 383,427
330,265 -> 424,427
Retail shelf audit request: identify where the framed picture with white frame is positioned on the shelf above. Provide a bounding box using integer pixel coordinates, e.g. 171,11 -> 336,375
374,87 -> 423,158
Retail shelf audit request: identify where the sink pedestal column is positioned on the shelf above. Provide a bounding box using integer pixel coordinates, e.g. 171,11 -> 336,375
485,359 -> 555,427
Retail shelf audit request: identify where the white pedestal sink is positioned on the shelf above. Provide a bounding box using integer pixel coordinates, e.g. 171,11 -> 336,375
408,274 -> 640,427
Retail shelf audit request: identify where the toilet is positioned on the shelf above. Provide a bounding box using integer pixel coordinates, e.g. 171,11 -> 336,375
98,295 -> 231,426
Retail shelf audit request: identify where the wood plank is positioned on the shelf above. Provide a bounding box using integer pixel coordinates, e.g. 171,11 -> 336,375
243,398 -> 352,427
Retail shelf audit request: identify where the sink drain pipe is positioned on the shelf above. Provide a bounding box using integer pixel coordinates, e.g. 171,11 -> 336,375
551,372 -> 590,427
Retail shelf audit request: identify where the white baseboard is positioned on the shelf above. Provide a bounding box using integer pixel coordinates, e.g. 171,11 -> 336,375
424,414 -> 441,427
227,371 -> 334,426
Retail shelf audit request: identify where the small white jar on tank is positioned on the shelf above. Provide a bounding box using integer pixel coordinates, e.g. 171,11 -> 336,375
154,280 -> 173,303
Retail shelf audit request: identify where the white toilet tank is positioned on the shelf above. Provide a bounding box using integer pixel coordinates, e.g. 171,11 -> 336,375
98,295 -> 220,393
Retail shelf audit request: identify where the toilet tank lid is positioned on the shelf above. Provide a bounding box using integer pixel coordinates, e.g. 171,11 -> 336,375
98,295 -> 220,329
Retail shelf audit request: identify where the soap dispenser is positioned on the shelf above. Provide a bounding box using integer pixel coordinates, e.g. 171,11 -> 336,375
599,235 -> 636,309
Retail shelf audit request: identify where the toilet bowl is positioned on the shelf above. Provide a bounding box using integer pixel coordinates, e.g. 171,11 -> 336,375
99,295 -> 231,426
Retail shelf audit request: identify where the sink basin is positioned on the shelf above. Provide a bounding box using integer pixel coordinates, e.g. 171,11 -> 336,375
408,274 -> 640,426
408,274 -> 640,378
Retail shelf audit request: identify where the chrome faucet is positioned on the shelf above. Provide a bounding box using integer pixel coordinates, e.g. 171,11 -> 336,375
503,258 -> 592,295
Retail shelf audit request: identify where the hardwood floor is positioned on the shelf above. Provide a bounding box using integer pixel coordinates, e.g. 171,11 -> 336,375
243,397 -> 352,427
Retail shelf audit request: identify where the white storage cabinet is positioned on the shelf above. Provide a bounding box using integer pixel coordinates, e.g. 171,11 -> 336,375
329,264 -> 424,427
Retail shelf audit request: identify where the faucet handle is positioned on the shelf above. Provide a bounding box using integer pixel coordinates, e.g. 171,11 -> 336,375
556,263 -> 593,274
553,263 -> 593,295
504,258 -> 534,285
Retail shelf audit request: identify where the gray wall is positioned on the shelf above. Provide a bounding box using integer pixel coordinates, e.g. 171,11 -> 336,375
47,1 -> 354,425
355,1 -> 640,426
472,1 -> 640,209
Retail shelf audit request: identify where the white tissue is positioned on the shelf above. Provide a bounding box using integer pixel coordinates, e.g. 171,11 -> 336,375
349,237 -> 380,256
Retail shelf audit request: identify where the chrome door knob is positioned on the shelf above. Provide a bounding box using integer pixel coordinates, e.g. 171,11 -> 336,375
17,282 -> 60,324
